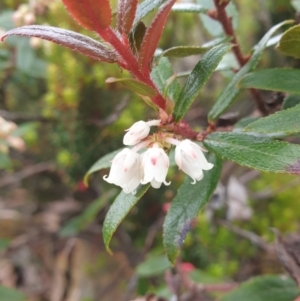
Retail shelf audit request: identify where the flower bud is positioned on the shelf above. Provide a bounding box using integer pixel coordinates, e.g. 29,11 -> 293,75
123,121 -> 150,146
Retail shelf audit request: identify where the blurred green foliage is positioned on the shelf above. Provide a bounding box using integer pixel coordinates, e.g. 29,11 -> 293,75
0,0 -> 300,300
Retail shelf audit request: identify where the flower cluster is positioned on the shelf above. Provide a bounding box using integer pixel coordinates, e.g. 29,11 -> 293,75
104,120 -> 214,194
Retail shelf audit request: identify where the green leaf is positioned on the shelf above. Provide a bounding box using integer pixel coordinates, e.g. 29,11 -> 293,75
277,24 -> 300,58
134,0 -> 168,26
84,148 -> 124,185
282,94 -> 300,109
244,104 -> 300,135
239,69 -> 300,94
136,255 -> 171,277
102,184 -> 150,252
106,77 -> 157,97
159,46 -> 210,58
173,43 -> 232,122
220,275 -> 299,301
60,191 -> 114,237
151,57 -> 181,102
203,132 -> 300,175
171,3 -> 207,13
163,153 -> 222,263
0,286 -> 26,301
234,117 -> 259,130
208,20 -> 293,121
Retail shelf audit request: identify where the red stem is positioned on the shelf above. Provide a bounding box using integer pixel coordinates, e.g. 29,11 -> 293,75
212,0 -> 247,66
81,0 -> 166,109
98,28 -> 166,109
212,0 -> 268,116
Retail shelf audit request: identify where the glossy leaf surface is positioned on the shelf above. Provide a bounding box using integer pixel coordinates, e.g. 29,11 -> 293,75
239,69 -> 300,94
163,154 -> 222,263
173,44 -> 232,122
245,104 -> 300,135
282,94 -> 300,109
1,25 -> 118,63
138,0 -> 176,72
277,24 -> 300,58
102,184 -> 150,252
62,0 -> 112,31
208,21 -> 293,121
134,0 -> 168,25
204,132 -> 300,175
220,275 -> 299,301
151,57 -> 180,102
172,3 -> 207,13
159,45 -> 210,58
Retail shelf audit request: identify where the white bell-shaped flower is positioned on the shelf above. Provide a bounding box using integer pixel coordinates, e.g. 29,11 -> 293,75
103,148 -> 142,194
141,143 -> 170,189
123,121 -> 151,146
175,139 -> 214,184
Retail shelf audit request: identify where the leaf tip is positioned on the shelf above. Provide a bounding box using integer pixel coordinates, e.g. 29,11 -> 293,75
83,175 -> 89,187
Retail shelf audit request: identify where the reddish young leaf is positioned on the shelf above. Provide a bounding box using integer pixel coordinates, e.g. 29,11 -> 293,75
1,26 -> 118,63
62,0 -> 112,32
138,0 -> 176,72
117,0 -> 139,35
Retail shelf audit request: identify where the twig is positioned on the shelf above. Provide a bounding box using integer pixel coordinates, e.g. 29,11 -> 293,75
217,219 -> 274,252
0,162 -> 55,188
211,0 -> 268,116
0,110 -> 55,123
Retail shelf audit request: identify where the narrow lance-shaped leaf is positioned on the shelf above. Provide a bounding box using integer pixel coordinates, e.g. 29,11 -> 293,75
117,0 -> 139,35
276,24 -> 300,59
1,26 -> 118,63
203,132 -> 300,175
106,77 -> 157,97
158,45 -> 211,59
171,3 -> 207,13
173,44 -> 232,122
282,94 -> 300,110
239,69 -> 300,94
138,0 -> 176,72
134,0 -> 168,26
208,20 -> 293,121
244,104 -> 300,135
62,0 -> 112,31
151,57 -> 181,103
103,184 -> 150,252
220,275 -> 299,301
163,154 -> 222,263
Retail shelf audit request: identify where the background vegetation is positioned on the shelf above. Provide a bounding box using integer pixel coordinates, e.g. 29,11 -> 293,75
0,0 -> 300,300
